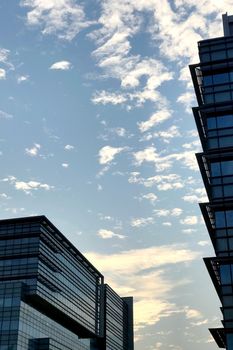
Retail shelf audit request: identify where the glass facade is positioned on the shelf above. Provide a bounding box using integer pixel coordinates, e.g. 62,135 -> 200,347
0,216 -> 134,350
190,14 -> 233,350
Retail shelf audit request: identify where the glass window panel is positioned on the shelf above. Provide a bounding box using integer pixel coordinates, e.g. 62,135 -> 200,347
208,138 -> 218,149
227,334 -> 233,349
224,308 -> 233,320
203,75 -> 212,86
223,296 -> 233,306
229,238 -> 233,249
216,238 -> 228,250
215,211 -> 226,228
204,94 -> 214,103
211,162 -> 221,176
213,72 -> 229,84
219,137 -> 233,148
220,264 -> 231,284
224,185 -> 233,197
226,211 -> 233,226
223,176 -> 233,184
217,114 -> 233,128
216,229 -> 227,237
222,161 -> 233,175
200,53 -> 210,62
208,130 -> 218,137
215,91 -> 231,102
212,186 -> 223,198
228,49 -> 233,58
211,50 -> 227,60
207,117 -> 217,129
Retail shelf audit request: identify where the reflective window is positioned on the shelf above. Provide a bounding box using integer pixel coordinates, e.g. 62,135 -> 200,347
220,264 -> 231,284
213,72 -> 229,84
227,334 -> 233,349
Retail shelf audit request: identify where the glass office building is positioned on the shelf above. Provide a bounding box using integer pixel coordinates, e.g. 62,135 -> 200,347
0,215 -> 134,350
190,13 -> 233,350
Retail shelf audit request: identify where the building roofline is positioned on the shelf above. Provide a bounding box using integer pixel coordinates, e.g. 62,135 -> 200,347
0,215 -> 104,279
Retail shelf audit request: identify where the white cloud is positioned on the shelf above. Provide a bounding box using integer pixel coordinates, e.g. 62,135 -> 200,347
162,222 -> 172,226
152,125 -> 181,143
184,307 -> 202,320
129,172 -> 184,191
138,109 -> 172,132
153,209 -> 170,217
142,193 -> 158,204
25,143 -> 41,157
21,0 -> 92,41
99,145 -> 124,164
154,208 -> 183,217
62,163 -> 69,168
0,68 -> 6,80
171,208 -> 183,216
17,75 -> 30,83
180,216 -> 198,225
131,217 -> 154,227
0,48 -> 10,63
3,175 -> 54,194
92,90 -> 127,105
133,146 -> 199,172
182,187 -> 208,203
50,60 -> 71,70
64,144 -> 74,151
98,229 -> 125,239
182,229 -> 197,234
182,140 -> 201,149
198,240 -> 210,247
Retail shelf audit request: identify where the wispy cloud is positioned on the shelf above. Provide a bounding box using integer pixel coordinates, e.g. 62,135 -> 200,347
21,0 -> 93,41
154,208 -> 183,217
0,110 -> 13,119
98,229 -> 125,239
92,90 -> 127,105
0,48 -> 10,63
138,109 -> 172,132
2,175 -> 54,194
133,146 -> 199,172
131,217 -> 154,227
128,172 -> 184,191
50,60 -> 71,70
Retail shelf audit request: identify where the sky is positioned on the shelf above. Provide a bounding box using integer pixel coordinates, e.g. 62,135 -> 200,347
0,1 -> 232,349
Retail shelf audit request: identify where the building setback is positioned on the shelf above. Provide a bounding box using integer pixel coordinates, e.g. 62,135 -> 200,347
0,215 -> 134,350
190,13 -> 233,350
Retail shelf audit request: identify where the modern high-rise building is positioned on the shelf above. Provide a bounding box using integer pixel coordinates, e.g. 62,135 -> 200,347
0,215 -> 134,350
190,13 -> 233,350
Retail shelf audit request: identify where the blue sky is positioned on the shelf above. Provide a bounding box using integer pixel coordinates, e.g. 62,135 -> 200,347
0,1 -> 231,349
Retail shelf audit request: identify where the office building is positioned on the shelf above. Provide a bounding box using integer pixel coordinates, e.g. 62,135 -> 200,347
190,13 -> 233,350
0,215 -> 134,350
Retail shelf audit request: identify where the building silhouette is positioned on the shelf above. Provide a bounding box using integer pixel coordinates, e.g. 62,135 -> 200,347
190,13 -> 233,350
0,215 -> 134,349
